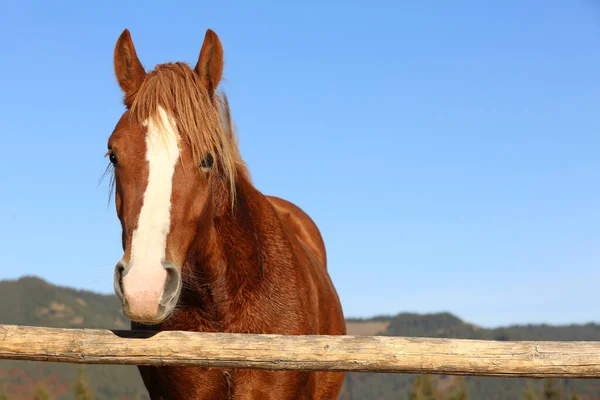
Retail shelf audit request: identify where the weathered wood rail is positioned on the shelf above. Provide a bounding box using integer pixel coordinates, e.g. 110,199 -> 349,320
0,324 -> 598,378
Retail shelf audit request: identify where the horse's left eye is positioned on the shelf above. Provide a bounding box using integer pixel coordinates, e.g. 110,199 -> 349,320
200,153 -> 214,170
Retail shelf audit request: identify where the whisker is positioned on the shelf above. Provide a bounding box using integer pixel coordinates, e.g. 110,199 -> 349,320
98,162 -> 116,207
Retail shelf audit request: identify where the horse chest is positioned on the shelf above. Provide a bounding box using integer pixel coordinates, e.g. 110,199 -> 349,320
140,366 -> 314,400
139,366 -> 233,400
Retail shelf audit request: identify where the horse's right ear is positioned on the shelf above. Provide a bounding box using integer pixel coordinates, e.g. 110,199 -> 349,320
114,29 -> 146,108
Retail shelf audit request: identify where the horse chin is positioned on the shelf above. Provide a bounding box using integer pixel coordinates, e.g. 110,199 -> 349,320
123,302 -> 177,327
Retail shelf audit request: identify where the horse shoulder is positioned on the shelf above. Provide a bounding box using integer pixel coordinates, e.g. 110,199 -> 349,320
265,195 -> 345,336
266,195 -> 327,269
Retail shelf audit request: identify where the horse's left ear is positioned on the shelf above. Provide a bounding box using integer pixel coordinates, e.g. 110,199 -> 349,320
195,29 -> 224,97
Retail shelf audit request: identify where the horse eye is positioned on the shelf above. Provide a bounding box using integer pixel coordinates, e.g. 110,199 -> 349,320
200,153 -> 214,170
109,152 -> 118,166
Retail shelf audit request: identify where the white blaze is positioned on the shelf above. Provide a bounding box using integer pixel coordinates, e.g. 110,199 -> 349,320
122,106 -> 180,319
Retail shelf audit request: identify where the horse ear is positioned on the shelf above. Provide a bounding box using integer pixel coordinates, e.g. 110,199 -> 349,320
195,29 -> 224,97
114,29 -> 146,108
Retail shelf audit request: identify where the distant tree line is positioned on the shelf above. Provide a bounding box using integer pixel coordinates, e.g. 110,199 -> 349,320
522,378 -> 581,400
409,375 -> 467,400
408,375 -> 583,400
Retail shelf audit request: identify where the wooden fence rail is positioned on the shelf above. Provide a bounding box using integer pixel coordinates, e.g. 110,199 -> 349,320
0,324 -> 598,378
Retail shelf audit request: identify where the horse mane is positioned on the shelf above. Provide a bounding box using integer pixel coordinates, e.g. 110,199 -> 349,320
219,94 -> 251,183
128,62 -> 247,205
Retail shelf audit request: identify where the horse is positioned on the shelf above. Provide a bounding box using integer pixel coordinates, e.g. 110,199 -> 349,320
107,28 -> 346,399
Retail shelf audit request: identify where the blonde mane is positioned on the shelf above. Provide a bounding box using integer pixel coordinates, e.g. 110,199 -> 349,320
219,94 -> 251,182
128,62 -> 247,205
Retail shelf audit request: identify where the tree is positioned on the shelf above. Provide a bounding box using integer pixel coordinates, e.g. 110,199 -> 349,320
0,387 -> 8,400
33,382 -> 51,400
73,366 -> 94,400
134,389 -> 146,400
409,375 -> 438,400
522,383 -> 538,400
542,379 -> 562,400
447,376 -> 468,400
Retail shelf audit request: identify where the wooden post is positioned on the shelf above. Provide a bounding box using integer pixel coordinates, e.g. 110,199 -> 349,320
0,324 -> 598,378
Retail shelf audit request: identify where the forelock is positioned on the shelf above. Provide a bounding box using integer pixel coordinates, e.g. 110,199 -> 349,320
129,62 -> 239,206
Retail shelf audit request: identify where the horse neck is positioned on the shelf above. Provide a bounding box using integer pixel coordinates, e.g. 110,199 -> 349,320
179,171 -> 290,329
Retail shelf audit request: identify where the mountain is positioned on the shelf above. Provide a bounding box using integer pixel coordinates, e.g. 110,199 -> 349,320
0,277 -> 145,400
1,276 -> 599,399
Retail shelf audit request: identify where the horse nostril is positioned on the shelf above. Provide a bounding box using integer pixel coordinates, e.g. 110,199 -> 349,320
113,261 -> 127,301
160,261 -> 182,307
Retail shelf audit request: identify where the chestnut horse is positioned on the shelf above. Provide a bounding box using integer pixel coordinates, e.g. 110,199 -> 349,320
107,28 -> 346,399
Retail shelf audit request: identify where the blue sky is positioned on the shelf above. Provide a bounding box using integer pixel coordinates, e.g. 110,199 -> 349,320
0,0 -> 599,327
